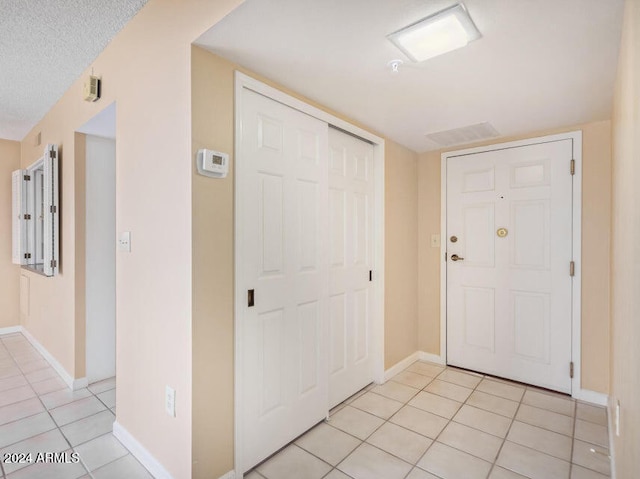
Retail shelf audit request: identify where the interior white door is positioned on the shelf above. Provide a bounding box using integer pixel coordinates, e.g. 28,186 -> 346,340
239,89 -> 329,471
446,139 -> 574,393
328,128 -> 375,408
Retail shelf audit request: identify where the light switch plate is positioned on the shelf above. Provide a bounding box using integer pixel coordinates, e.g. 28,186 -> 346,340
165,386 -> 176,417
118,232 -> 131,252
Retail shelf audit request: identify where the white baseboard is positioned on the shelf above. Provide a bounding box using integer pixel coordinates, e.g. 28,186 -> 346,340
218,471 -> 236,479
13,326 -> 88,391
0,326 -> 22,335
383,352 -> 420,381
383,351 -> 448,382
573,388 -> 608,406
607,396 -> 617,479
418,351 -> 446,366
113,421 -> 174,479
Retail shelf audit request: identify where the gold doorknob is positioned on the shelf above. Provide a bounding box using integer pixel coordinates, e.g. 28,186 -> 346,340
451,254 -> 464,261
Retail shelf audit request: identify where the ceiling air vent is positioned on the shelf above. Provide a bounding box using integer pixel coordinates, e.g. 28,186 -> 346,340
425,122 -> 499,148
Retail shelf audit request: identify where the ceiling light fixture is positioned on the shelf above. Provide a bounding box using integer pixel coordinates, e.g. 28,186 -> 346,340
387,3 -> 481,62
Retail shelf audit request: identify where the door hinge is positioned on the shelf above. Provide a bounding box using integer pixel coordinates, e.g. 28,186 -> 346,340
570,261 -> 575,277
24,253 -> 31,259
49,149 -> 56,159
570,361 -> 574,378
445,252 -> 448,261
23,174 -> 31,181
369,270 -> 373,282
570,159 -> 575,175
49,205 -> 57,213
50,259 -> 57,268
23,214 -> 31,220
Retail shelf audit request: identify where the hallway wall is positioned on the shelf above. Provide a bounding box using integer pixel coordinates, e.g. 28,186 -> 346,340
0,138 -> 21,328
609,0 -> 640,475
17,1 -> 244,478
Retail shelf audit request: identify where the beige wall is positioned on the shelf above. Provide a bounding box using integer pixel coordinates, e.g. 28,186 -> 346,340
191,48 -> 236,479
0,139 -> 21,328
191,47 -> 420,478
609,0 -> 640,476
384,142 -> 420,367
18,1 -> 244,478
417,152 -> 441,356
417,120 -> 612,394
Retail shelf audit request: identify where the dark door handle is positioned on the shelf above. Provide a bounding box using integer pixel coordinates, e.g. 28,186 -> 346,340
248,289 -> 255,307
451,254 -> 464,261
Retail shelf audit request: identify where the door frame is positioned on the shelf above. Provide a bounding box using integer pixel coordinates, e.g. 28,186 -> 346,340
233,71 -> 386,474
439,131 -> 587,399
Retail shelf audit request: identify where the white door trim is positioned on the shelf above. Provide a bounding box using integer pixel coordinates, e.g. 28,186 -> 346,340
234,71 -> 385,474
440,131 -> 583,397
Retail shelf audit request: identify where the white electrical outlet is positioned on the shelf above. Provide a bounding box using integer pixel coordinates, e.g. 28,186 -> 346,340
431,234 -> 441,248
615,400 -> 620,436
165,386 -> 176,417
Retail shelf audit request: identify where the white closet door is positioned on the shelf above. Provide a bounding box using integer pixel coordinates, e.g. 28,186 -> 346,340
327,128 -> 375,407
12,170 -> 26,265
239,89 -> 329,471
446,139 -> 573,393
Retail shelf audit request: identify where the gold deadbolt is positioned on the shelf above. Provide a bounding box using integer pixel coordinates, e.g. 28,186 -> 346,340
497,228 -> 508,238
450,236 -> 458,243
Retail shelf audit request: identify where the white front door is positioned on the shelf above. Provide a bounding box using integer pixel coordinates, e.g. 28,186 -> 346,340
239,89 -> 329,471
328,128 -> 375,408
446,139 -> 574,393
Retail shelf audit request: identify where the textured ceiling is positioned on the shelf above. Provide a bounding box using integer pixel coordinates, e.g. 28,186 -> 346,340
0,0 -> 148,141
196,0 -> 625,152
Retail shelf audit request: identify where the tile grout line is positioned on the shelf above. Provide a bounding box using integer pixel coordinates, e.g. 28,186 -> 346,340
21,342 -> 79,461
72,380 -> 121,479
485,385 -> 527,478
3,337 -> 93,478
409,365 -> 491,477
299,372 -> 443,479
325,364 -> 509,479
246,359 -> 612,479
0,334 -> 123,479
332,369 -> 443,479
568,398 -> 578,478
363,364 -> 583,478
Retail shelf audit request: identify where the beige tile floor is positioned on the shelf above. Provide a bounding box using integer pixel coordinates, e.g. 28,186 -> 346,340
0,332 -> 152,479
246,361 -> 612,479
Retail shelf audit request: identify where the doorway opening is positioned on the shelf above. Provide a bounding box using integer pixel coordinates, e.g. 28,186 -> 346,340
77,103 -> 117,406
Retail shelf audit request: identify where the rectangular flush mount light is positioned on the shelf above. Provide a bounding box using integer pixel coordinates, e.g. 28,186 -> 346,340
388,3 -> 481,62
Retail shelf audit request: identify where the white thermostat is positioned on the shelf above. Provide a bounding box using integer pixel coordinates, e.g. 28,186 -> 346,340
197,149 -> 229,178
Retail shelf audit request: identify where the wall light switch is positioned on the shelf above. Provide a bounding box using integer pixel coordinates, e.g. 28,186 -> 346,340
118,232 -> 131,252
165,386 -> 176,417
430,234 -> 441,248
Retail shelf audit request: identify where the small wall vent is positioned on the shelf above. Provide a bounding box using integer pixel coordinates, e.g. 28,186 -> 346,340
425,122 -> 500,148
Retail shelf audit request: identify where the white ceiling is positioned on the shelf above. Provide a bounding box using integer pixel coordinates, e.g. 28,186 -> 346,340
0,0 -> 148,141
196,0 -> 625,152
